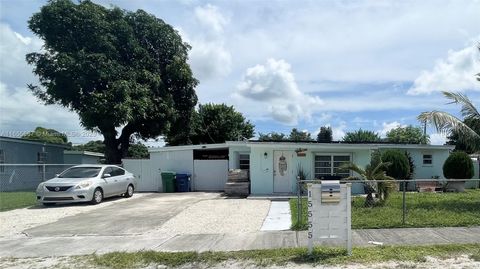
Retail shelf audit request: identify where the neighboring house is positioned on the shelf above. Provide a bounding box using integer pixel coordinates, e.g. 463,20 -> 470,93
64,150 -> 104,164
0,136 -> 70,191
123,141 -> 454,194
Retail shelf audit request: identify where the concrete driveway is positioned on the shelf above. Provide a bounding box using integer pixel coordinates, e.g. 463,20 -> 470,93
24,192 -> 219,237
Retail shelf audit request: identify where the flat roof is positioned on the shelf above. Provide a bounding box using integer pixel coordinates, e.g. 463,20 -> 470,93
0,136 -> 70,148
64,150 -> 104,157
149,141 -> 454,153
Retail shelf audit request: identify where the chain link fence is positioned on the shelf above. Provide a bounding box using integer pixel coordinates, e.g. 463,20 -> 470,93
0,164 -> 76,192
293,178 -> 480,230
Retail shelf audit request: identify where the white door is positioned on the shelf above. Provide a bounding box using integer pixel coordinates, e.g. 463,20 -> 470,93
193,160 -> 228,191
273,151 -> 293,193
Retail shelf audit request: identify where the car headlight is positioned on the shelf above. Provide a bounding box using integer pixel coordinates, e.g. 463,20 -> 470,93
75,181 -> 92,189
36,183 -> 44,191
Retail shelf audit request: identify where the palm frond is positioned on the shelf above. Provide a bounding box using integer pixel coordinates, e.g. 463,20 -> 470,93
370,161 -> 391,177
340,162 -> 366,177
418,111 -> 480,140
442,91 -> 480,120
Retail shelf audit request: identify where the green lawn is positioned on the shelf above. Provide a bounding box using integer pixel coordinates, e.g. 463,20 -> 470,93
290,189 -> 480,230
0,192 -> 37,212
91,244 -> 480,268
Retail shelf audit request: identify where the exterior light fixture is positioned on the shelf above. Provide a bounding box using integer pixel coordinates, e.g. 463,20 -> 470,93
264,152 -> 268,159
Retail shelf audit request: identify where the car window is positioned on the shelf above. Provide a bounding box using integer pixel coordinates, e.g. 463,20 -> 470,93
59,167 -> 102,178
102,167 -> 113,177
110,167 -> 125,176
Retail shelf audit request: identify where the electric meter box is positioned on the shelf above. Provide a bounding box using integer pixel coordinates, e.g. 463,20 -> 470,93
307,181 -> 352,255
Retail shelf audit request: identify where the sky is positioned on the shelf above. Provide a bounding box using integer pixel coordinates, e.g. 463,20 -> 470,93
0,0 -> 479,146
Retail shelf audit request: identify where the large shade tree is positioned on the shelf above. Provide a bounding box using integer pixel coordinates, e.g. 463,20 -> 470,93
418,91 -> 480,152
386,126 -> 429,144
26,0 -> 198,163
166,103 -> 254,145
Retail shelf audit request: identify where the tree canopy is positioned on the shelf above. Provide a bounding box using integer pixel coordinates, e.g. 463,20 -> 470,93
288,128 -> 313,141
26,0 -> 198,163
166,103 -> 254,145
73,140 -> 149,158
447,117 -> 480,153
258,132 -> 289,141
22,127 -> 68,144
316,126 -> 333,142
72,140 -> 105,153
386,126 -> 429,144
342,129 -> 381,143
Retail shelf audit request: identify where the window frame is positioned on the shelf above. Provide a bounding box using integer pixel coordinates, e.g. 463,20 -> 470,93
313,153 -> 352,179
422,154 -> 433,166
238,153 -> 250,170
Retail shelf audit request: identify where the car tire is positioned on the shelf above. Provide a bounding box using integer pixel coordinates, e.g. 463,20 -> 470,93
91,188 -> 103,205
43,203 -> 55,207
125,184 -> 134,198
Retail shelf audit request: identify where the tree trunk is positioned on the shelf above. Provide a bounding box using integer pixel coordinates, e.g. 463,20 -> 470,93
103,132 -> 121,164
102,124 -> 135,164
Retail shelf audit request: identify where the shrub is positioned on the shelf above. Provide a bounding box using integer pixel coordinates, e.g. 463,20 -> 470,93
381,150 -> 410,179
443,152 -> 474,179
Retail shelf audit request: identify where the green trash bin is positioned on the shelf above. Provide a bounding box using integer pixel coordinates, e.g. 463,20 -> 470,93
161,171 -> 176,193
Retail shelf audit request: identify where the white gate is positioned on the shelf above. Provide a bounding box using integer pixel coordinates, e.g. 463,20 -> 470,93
193,160 -> 228,191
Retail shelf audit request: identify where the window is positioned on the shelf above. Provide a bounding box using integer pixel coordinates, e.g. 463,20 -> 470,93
111,167 -> 125,176
103,167 -> 113,177
0,149 -> 4,173
314,154 -> 351,179
239,154 -> 250,170
423,154 -> 433,165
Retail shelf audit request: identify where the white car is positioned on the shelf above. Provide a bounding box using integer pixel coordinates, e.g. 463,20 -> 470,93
36,165 -> 137,206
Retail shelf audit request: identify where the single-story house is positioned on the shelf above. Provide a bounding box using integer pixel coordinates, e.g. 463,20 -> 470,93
64,150 -> 104,164
123,141 -> 458,194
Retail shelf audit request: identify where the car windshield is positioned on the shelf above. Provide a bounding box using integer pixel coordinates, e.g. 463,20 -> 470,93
59,167 -> 102,178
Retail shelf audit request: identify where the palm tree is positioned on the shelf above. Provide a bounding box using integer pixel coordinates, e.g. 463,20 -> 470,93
340,161 -> 395,207
418,91 -> 480,152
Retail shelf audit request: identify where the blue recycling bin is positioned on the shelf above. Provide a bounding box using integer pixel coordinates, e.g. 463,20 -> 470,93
175,173 -> 191,192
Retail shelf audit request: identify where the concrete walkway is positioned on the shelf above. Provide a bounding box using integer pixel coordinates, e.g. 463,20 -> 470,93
261,201 -> 292,231
1,226 -> 479,258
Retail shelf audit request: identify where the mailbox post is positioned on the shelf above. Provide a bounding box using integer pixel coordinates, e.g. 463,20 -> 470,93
307,181 -> 352,255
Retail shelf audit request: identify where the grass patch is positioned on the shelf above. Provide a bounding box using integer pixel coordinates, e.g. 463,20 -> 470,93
290,189 -> 480,230
0,192 -> 36,212
91,243 -> 480,268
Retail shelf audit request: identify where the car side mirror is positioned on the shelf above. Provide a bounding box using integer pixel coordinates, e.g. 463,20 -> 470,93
103,173 -> 111,178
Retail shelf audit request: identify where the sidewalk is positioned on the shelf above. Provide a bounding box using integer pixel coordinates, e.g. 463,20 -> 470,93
1,226 -> 479,258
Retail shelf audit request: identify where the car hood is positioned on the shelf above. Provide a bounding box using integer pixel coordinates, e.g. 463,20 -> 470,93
44,177 -> 95,185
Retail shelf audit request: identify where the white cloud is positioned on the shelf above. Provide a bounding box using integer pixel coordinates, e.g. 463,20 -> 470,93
332,122 -> 347,141
430,133 -> 447,145
235,58 -> 323,125
194,4 -> 228,35
180,4 -> 232,80
378,121 -> 406,137
408,42 -> 480,95
0,23 -> 43,88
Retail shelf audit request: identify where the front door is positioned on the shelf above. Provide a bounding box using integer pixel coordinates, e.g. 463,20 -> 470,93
273,151 -> 293,193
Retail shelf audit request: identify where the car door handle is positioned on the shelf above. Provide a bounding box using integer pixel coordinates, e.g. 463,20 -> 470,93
114,179 -> 118,182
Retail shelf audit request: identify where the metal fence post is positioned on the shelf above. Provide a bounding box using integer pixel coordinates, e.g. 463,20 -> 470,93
402,180 -> 406,225
296,176 -> 301,226
42,163 -> 46,182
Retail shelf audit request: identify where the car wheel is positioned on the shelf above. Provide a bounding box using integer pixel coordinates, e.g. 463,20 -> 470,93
125,184 -> 134,198
43,203 -> 55,207
91,188 -> 103,204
